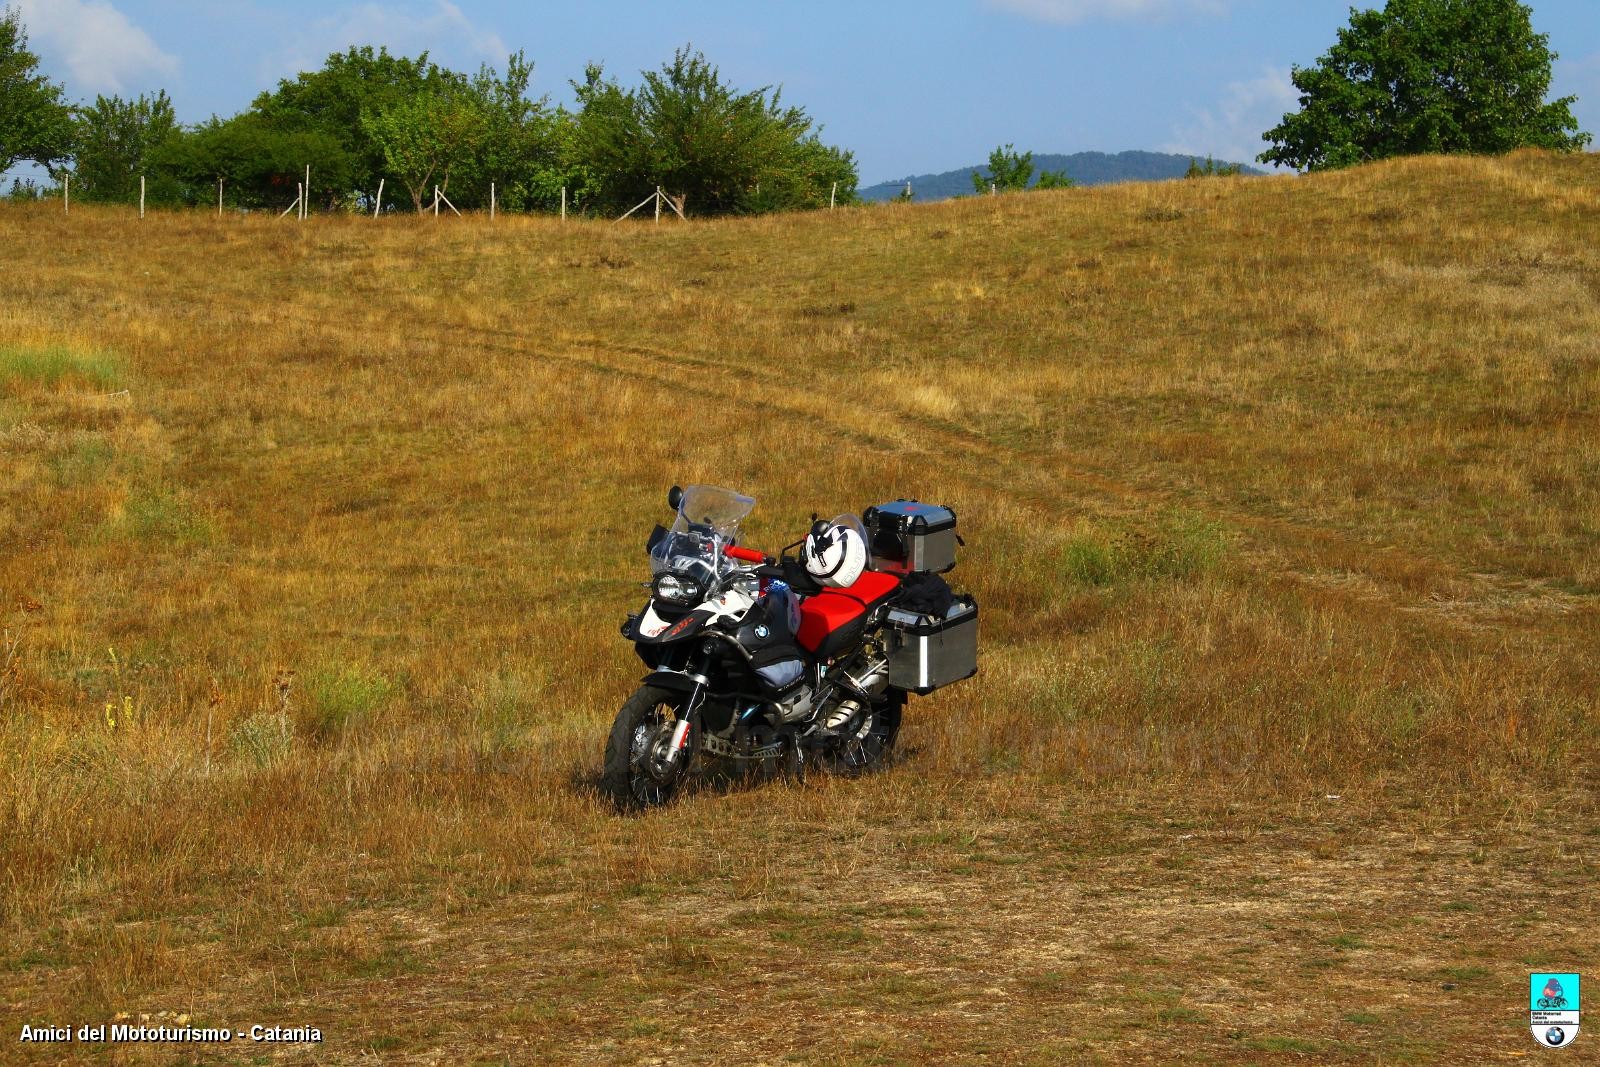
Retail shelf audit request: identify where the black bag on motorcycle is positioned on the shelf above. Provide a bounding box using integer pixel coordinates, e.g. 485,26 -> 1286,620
749,643 -> 807,699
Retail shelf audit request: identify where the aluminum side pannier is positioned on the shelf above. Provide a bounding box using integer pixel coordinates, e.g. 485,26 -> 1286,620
885,597 -> 978,695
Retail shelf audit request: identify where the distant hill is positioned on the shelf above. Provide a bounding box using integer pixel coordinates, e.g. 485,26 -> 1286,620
859,150 -> 1265,202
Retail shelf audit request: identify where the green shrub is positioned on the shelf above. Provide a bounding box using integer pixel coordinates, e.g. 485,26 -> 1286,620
1058,514 -> 1228,588
0,347 -> 123,392
49,437 -> 115,487
230,711 -> 293,767
1123,513 -> 1229,581
118,486 -> 215,545
1059,536 -> 1119,586
471,669 -> 534,757
303,663 -> 395,739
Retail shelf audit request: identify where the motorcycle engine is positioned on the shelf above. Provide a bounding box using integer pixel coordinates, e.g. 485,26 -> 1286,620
822,645 -> 892,730
774,686 -> 815,724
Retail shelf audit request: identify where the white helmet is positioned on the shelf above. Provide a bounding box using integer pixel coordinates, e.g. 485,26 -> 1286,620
802,516 -> 868,589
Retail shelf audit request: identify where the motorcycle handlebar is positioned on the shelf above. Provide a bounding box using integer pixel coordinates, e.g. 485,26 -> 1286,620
722,545 -> 770,564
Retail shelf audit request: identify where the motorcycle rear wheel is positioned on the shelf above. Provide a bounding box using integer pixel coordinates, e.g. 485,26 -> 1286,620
601,686 -> 690,811
822,694 -> 903,776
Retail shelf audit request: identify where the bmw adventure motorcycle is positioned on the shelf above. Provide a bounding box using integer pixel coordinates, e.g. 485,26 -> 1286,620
602,484 -> 978,809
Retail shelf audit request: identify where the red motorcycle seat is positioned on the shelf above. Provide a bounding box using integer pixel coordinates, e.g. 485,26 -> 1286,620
796,571 -> 902,655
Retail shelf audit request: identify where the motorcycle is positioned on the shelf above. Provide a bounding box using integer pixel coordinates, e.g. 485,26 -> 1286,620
602,484 -> 978,809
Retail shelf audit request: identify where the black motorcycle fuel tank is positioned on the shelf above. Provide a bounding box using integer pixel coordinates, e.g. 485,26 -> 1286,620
732,584 -> 799,649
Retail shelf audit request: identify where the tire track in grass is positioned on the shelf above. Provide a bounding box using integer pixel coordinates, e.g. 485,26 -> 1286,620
429,318 -> 1596,635
154,294 -> 1592,635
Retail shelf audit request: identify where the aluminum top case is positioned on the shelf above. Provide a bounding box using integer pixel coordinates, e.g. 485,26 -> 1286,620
863,500 -> 958,574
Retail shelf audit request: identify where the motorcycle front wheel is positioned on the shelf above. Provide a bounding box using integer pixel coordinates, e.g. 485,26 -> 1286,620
601,685 -> 691,811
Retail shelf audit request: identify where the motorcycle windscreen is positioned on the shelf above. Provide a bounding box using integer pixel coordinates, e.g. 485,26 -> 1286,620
673,485 -> 756,536
649,485 -> 757,586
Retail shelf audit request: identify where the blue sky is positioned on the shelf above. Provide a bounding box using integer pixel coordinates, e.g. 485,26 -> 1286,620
12,0 -> 1600,182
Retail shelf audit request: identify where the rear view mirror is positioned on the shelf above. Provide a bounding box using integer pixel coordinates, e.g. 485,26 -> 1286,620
667,485 -> 684,511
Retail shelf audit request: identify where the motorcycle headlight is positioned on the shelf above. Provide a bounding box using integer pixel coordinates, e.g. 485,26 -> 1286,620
652,571 -> 704,605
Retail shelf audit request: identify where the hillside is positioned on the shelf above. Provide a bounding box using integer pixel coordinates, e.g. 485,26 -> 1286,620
859,149 -> 1266,201
2,153 -> 1598,1064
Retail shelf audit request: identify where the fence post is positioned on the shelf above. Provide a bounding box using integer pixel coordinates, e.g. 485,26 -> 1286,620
830,181 -> 837,210
655,186 -> 661,224
303,164 -> 310,220
374,178 -> 384,219
217,178 -> 223,218
140,175 -> 145,219
63,172 -> 69,214
991,182 -> 996,196
905,181 -> 911,199
490,181 -> 496,220
561,186 -> 567,222
433,186 -> 439,217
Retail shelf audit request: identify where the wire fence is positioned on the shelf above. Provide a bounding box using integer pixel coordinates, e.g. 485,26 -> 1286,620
4,167 -> 853,221
1,176 -> 565,220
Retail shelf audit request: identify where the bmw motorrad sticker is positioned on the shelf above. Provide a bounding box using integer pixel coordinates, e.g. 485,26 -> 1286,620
1531,973 -> 1580,1048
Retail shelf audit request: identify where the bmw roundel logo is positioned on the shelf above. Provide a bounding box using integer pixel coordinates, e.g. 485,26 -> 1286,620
1546,1027 -> 1566,1047
754,624 -> 770,640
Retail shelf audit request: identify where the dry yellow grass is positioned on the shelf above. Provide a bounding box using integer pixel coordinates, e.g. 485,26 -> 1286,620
2,150 -> 1597,1063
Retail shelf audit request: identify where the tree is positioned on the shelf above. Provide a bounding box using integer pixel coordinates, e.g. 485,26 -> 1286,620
72,92 -> 179,202
1034,168 -> 1074,189
458,52 -> 563,211
1185,155 -> 1243,178
972,144 -> 1032,193
154,115 -> 353,210
251,46 -> 461,203
570,48 -> 856,215
0,6 -> 73,172
1261,0 -> 1591,171
535,106 -> 602,212
634,48 -> 808,214
567,63 -> 650,211
362,88 -> 487,212
746,136 -> 858,212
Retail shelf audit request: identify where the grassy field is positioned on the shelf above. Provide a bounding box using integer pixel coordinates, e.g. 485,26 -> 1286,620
2,151 -> 1598,1063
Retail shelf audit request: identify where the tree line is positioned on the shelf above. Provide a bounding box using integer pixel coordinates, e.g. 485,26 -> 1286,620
0,9 -> 857,216
2,0 -> 1591,215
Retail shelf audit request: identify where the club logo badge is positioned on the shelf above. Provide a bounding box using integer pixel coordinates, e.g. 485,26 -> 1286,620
1531,973 -> 1580,1048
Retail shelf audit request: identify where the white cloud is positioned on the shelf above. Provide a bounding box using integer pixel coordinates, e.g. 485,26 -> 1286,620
1162,67 -> 1299,169
989,0 -> 1228,24
14,0 -> 178,96
267,1 -> 508,82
